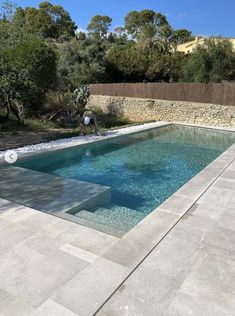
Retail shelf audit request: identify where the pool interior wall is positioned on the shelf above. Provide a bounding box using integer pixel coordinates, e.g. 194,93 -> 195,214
16,124 -> 235,237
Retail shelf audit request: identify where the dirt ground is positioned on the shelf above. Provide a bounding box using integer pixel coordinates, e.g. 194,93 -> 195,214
0,129 -> 75,151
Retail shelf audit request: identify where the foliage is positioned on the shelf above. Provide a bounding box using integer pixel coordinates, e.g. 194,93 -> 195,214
87,15 -> 112,39
42,90 -> 73,113
125,10 -> 172,40
106,38 -> 185,83
106,43 -> 144,82
182,38 -> 235,83
72,85 -> 90,113
57,37 -> 108,87
172,29 -> 193,45
0,1 -> 29,49
12,1 -> 77,40
0,38 -> 57,108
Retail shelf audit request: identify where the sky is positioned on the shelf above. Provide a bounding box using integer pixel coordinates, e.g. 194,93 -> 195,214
1,0 -> 235,37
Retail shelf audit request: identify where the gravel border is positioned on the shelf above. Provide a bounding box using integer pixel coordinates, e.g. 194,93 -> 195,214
0,122 -> 169,161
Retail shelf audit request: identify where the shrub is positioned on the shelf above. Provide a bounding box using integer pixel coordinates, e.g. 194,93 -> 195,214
182,38 -> 235,83
42,90 -> 73,113
0,38 -> 57,109
72,85 -> 90,114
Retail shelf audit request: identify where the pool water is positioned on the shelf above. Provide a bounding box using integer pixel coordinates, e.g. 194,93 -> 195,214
17,125 -> 235,235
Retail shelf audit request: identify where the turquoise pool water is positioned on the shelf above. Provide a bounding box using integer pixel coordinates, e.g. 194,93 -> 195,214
17,125 -> 235,235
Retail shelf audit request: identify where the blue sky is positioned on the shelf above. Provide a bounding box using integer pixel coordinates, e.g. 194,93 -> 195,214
2,0 -> 235,37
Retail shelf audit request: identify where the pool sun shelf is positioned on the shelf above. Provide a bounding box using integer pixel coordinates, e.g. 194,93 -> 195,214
0,166 -> 111,215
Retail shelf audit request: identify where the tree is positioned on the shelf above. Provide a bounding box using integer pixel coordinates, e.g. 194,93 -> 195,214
110,28 -> 128,46
125,10 -> 171,40
107,42 -> 153,82
0,1 -> 28,49
0,39 -> 57,108
172,29 -> 193,44
125,10 -> 155,39
39,2 -> 77,39
87,15 -> 112,39
12,7 -> 25,27
182,38 -> 235,83
147,52 -> 185,82
57,36 -> 108,87
13,1 -> 77,40
137,23 -> 167,57
124,11 -> 173,78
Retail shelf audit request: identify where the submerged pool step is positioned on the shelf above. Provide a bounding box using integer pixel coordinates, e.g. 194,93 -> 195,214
76,204 -> 145,234
59,212 -> 125,238
96,204 -> 146,229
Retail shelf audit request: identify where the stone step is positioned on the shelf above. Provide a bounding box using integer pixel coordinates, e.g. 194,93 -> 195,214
60,212 -> 125,238
76,204 -> 145,233
97,204 -> 146,230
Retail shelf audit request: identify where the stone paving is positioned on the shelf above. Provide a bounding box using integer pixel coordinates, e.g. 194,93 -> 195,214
0,201 -> 119,315
0,138 -> 234,315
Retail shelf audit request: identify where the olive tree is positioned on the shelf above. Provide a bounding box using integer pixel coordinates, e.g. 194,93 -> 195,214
0,39 -> 57,110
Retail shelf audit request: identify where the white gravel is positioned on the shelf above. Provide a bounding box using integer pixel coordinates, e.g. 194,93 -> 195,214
0,122 -> 169,160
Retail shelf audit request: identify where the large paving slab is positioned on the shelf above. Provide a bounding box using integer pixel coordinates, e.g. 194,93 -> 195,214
52,257 -> 130,316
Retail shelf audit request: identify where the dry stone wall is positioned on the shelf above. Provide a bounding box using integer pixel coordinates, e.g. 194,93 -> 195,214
87,95 -> 235,128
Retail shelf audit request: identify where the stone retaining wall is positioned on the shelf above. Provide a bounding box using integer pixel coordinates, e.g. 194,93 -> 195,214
87,95 -> 235,128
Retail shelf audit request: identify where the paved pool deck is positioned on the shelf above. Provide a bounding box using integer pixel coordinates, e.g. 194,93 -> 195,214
0,125 -> 234,315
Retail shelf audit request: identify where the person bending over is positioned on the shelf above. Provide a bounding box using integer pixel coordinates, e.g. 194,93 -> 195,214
80,111 -> 100,136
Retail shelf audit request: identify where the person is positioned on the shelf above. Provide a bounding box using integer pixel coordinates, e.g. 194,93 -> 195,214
80,110 -> 100,136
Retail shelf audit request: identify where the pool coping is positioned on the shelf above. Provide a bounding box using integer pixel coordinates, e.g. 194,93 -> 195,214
174,121 -> 235,133
0,122 -> 235,315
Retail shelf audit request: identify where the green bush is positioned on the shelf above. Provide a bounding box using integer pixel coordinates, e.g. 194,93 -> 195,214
182,38 -> 235,83
42,90 -> 73,114
0,38 -> 57,108
72,85 -> 90,114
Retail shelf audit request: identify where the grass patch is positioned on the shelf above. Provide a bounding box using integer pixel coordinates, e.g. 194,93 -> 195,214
0,107 -> 62,136
0,106 -> 157,146
0,118 -> 60,136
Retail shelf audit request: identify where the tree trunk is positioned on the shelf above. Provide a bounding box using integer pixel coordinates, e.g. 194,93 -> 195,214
9,98 -> 25,125
5,94 -> 10,119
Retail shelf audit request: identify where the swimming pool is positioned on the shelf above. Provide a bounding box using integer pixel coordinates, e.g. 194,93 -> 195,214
17,124 -> 235,236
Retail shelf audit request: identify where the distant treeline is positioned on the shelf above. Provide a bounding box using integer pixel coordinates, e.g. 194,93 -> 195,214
0,1 -> 235,112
